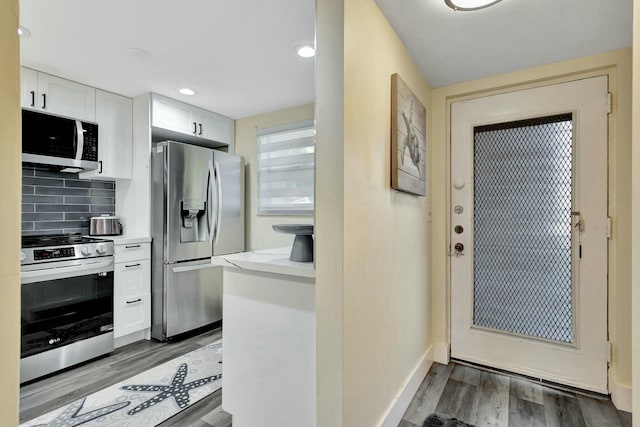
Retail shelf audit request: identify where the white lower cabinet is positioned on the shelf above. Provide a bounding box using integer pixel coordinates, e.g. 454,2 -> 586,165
114,242 -> 151,341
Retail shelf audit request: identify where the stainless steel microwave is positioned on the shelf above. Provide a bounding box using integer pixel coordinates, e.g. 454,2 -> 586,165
22,109 -> 99,172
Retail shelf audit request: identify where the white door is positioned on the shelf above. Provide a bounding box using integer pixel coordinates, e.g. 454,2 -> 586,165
450,76 -> 609,393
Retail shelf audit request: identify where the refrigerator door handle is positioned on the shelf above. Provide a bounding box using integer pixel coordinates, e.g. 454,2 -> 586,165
207,159 -> 216,245
213,160 -> 223,245
171,264 -> 219,273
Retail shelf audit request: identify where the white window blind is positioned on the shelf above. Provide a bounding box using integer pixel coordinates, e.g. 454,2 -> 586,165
257,120 -> 315,215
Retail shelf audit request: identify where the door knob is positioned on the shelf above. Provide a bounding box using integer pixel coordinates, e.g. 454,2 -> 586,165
454,243 -> 464,252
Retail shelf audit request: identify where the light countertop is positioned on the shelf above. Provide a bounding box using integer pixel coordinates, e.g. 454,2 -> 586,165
211,247 -> 315,279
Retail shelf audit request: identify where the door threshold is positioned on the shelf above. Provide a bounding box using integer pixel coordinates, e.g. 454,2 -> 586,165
450,358 -> 609,400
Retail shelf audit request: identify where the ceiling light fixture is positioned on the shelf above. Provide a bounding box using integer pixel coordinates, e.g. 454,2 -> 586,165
445,0 -> 502,11
179,88 -> 196,96
296,45 -> 315,58
17,25 -> 31,38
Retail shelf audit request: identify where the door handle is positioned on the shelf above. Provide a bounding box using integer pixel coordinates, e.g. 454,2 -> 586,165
125,244 -> 141,249
124,263 -> 141,268
126,298 -> 142,304
199,123 -> 203,136
30,90 -> 35,107
193,122 -> 198,135
213,160 -> 222,245
207,160 -> 215,245
74,121 -> 84,160
42,93 -> 46,109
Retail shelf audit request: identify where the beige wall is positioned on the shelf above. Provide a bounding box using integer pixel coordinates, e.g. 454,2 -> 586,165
316,0 -> 433,425
234,104 -> 314,251
431,49 -> 632,399
631,0 -> 640,421
0,0 -> 21,424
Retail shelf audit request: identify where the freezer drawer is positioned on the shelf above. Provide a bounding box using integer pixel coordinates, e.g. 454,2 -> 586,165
152,260 -> 222,340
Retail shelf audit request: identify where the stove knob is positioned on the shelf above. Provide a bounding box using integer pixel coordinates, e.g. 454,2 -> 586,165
96,246 -> 106,255
81,247 -> 92,257
20,251 -> 25,261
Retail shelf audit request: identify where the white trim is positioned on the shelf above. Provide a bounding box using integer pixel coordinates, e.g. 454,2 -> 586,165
378,344 -> 434,427
114,329 -> 148,348
611,382 -> 632,413
433,342 -> 450,364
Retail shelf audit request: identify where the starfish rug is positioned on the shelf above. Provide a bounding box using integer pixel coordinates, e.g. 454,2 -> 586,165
20,339 -> 223,427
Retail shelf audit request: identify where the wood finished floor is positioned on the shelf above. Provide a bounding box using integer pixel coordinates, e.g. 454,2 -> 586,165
399,362 -> 632,427
19,326 -> 231,427
20,331 -> 633,427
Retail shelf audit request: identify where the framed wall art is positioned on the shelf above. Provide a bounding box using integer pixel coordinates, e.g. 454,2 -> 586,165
391,73 -> 427,196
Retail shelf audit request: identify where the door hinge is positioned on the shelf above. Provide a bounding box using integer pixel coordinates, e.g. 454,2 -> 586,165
607,92 -> 612,114
607,341 -> 612,363
607,217 -> 612,239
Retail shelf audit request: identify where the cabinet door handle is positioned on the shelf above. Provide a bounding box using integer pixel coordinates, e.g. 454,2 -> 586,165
193,122 -> 197,135
198,123 -> 203,136
30,90 -> 35,107
125,245 -> 141,249
126,298 -> 142,304
125,263 -> 141,268
42,93 -> 47,109
98,160 -> 103,174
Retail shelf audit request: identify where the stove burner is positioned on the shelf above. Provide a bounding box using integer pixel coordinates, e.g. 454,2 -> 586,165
21,234 -> 112,249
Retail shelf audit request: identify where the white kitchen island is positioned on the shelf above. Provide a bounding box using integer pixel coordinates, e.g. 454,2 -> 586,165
211,247 -> 315,427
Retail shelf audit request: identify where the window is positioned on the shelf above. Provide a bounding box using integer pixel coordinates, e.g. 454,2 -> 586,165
257,120 -> 315,215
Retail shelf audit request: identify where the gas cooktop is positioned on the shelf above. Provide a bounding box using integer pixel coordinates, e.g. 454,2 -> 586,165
21,234 -> 112,249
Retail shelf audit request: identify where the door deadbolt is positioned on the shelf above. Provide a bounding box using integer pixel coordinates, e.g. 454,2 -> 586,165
454,225 -> 464,234
454,243 -> 464,252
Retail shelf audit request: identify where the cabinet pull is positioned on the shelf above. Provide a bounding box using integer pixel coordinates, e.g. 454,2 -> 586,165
30,90 -> 35,107
42,93 -> 47,109
98,160 -> 103,174
126,298 -> 142,304
125,244 -> 141,249
125,263 -> 141,268
198,123 -> 203,136
193,122 -> 197,134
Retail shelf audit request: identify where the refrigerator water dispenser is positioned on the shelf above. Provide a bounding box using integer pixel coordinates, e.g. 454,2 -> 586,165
180,199 -> 207,242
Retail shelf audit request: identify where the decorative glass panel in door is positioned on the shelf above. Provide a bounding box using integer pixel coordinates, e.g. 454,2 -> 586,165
472,115 -> 574,343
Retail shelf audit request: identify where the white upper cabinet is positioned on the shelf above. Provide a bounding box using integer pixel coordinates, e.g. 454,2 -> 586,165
80,90 -> 133,180
151,94 -> 234,149
152,95 -> 196,135
21,67 -> 96,122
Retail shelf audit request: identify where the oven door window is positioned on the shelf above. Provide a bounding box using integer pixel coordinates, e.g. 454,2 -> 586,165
21,271 -> 113,358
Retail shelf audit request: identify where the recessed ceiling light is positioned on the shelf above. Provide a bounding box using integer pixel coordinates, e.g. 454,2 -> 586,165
179,88 -> 196,96
296,45 -> 315,58
445,0 -> 502,11
17,25 -> 31,38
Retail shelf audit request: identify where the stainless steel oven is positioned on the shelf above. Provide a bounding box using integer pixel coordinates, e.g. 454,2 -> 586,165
20,234 -> 114,383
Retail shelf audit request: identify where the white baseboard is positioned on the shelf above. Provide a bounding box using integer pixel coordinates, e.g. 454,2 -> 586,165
378,344 -> 434,427
114,329 -> 149,349
433,342 -> 450,365
611,382 -> 632,413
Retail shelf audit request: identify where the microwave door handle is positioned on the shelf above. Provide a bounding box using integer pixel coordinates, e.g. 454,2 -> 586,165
208,160 -> 215,246
75,120 -> 84,160
214,160 -> 222,245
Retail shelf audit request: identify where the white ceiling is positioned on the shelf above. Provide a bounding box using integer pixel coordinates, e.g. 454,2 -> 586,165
19,0 -> 633,120
19,0 -> 316,119
374,0 -> 633,88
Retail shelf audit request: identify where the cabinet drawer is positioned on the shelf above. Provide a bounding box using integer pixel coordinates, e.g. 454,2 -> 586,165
115,259 -> 150,297
114,242 -> 150,263
114,293 -> 150,338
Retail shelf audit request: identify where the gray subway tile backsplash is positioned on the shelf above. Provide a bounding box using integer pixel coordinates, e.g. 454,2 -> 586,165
22,166 -> 115,236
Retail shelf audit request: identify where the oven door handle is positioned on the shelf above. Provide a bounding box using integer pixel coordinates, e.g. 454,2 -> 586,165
21,259 -> 114,284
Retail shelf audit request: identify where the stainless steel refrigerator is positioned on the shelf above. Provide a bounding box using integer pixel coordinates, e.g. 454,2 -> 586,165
150,140 -> 244,341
